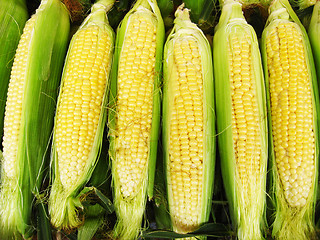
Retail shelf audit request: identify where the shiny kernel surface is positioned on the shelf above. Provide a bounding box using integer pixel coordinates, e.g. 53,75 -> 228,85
55,25 -> 112,190
168,37 -> 204,233
115,13 -> 157,198
2,15 -> 36,180
266,22 -> 315,207
228,31 -> 261,196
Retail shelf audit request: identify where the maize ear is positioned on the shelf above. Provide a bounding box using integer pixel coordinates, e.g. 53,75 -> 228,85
260,0 -> 319,238
108,0 -> 165,238
213,1 -> 268,239
0,0 -> 28,149
48,0 -> 115,231
0,0 -> 70,238
162,4 -> 215,236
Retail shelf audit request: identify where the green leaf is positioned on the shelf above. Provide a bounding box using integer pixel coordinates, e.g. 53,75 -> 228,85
78,217 -> 104,240
79,187 -> 114,214
157,0 -> 175,29
78,204 -> 105,240
94,188 -> 114,214
36,202 -> 53,240
142,223 -> 233,239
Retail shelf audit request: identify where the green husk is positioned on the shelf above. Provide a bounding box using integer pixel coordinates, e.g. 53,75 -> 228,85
48,0 -> 115,232
260,0 -> 320,239
107,0 -> 165,238
157,0 -> 175,29
0,0 -> 28,150
153,147 -> 172,231
77,198 -> 107,240
213,1 -> 268,239
107,0 -> 133,28
36,201 -> 53,240
219,0 -> 266,8
290,0 -> 316,10
76,130 -> 114,238
183,0 -> 208,23
183,0 -> 217,33
0,0 -> 70,238
198,0 -> 217,34
162,4 -> 215,237
308,1 -> 320,82
142,223 -> 232,239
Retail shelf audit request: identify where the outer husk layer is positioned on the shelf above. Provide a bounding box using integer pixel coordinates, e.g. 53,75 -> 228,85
108,0 -> 165,239
162,5 -> 215,237
308,1 -> 320,82
260,0 -> 319,239
49,0 -> 115,231
213,1 -> 268,239
0,0 -> 70,238
0,0 -> 28,149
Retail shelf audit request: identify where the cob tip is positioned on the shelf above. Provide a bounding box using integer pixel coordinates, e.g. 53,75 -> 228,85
48,180 -> 83,231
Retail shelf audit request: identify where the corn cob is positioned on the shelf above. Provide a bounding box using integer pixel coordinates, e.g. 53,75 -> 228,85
162,5 -> 215,236
260,0 -> 319,238
48,0 -> 115,231
0,0 -> 28,149
213,1 -> 268,239
0,0 -> 70,238
108,0 -> 164,238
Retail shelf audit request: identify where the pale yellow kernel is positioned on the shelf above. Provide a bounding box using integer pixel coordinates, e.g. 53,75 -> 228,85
168,37 -> 204,234
266,22 -> 315,207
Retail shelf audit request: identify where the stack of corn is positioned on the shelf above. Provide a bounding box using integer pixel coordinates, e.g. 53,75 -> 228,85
162,4 -> 215,236
0,0 -> 320,238
0,0 -> 70,238
260,0 -> 319,238
107,0 -> 165,238
48,0 -> 115,231
213,0 -> 268,239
